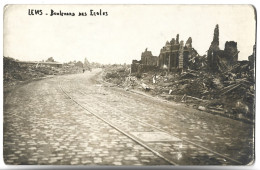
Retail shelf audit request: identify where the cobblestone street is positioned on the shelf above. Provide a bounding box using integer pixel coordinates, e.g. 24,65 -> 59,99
3,69 -> 254,165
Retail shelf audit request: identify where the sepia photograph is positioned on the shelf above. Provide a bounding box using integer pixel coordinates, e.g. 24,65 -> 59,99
3,4 -> 256,166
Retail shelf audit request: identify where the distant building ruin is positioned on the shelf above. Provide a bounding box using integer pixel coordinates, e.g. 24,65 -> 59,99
131,24 -> 242,74
248,45 -> 256,70
131,34 -> 199,73
131,48 -> 158,73
158,34 -> 198,72
140,48 -> 158,66
207,24 -> 239,72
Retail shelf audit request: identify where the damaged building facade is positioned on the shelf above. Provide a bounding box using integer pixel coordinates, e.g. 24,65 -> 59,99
141,48 -> 158,66
131,24 -> 252,75
158,34 -> 198,72
127,24 -> 255,122
207,24 -> 239,72
131,48 -> 158,73
131,34 -> 199,73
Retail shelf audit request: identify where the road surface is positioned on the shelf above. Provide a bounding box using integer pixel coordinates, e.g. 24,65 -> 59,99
4,69 -> 254,165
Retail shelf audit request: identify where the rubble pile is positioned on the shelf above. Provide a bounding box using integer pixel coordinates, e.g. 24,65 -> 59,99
61,63 -> 85,74
124,24 -> 255,123
103,64 -> 131,86
3,57 -> 84,87
102,58 -> 254,123
4,57 -> 18,84
3,57 -> 37,87
123,62 -> 254,122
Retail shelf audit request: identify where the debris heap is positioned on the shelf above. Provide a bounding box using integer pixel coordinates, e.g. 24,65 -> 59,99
125,24 -> 255,123
3,57 -> 88,87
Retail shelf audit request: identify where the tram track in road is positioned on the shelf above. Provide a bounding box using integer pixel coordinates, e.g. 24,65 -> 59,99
76,88 -> 242,165
58,76 -> 243,165
88,88 -> 245,164
58,80 -> 177,165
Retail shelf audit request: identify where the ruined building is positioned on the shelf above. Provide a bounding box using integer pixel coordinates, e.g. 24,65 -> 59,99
248,45 -> 256,70
140,48 -> 158,65
207,24 -> 239,72
131,24 -> 241,74
158,34 -> 198,72
131,48 -> 158,73
131,34 -> 199,73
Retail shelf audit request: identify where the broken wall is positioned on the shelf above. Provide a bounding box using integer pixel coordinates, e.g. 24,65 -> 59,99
207,25 -> 239,72
140,48 -> 158,66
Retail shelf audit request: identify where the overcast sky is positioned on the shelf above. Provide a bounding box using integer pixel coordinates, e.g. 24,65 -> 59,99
4,5 -> 256,64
